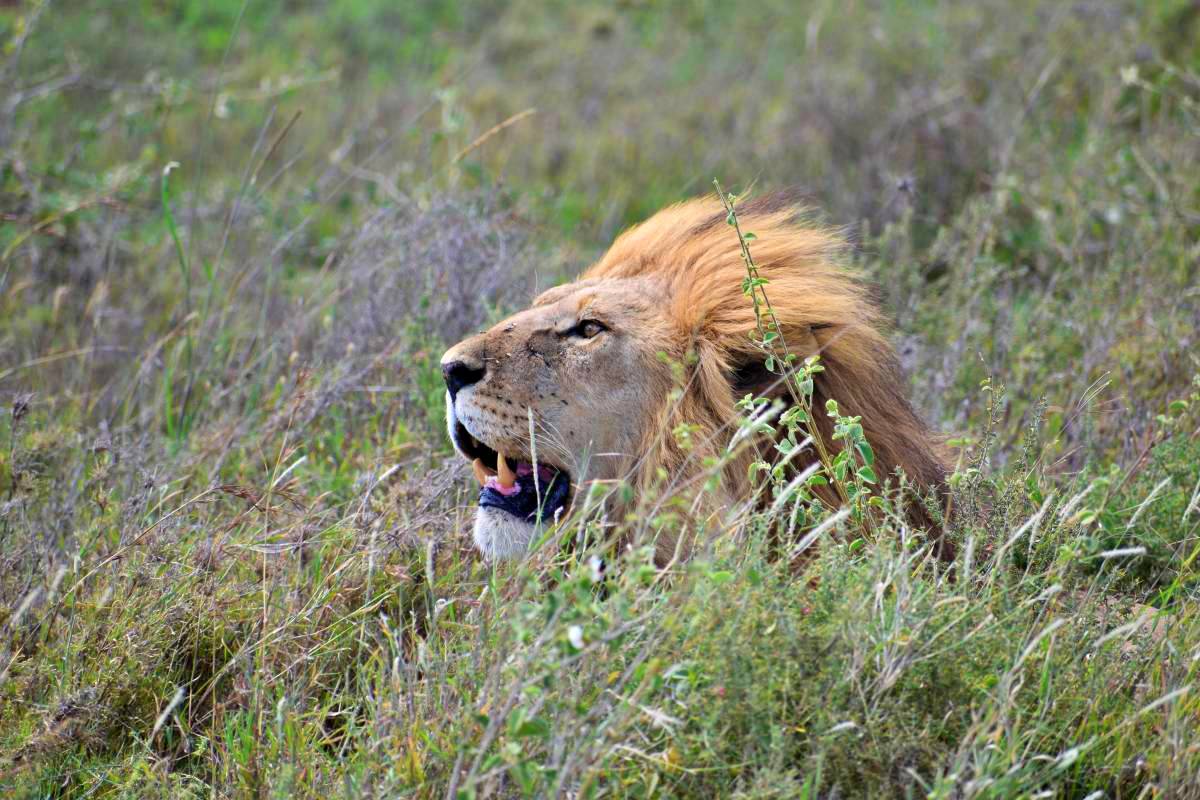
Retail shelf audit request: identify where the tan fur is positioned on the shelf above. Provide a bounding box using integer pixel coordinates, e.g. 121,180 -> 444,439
442,192 -> 948,561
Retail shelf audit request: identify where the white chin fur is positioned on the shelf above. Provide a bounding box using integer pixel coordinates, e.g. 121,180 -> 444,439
473,507 -> 538,561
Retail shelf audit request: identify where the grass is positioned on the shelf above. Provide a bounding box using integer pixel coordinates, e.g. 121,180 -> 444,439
2,0 -> 1200,797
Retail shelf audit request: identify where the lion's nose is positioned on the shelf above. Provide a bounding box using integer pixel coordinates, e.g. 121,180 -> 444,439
442,359 -> 485,399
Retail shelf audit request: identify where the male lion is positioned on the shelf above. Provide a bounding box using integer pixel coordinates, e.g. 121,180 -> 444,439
441,192 -> 948,561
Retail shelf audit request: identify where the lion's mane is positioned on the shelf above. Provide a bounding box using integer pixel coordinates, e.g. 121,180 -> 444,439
582,192 -> 949,540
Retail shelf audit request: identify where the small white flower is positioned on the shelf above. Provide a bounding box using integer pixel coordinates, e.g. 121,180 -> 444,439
567,625 -> 585,651
587,555 -> 604,583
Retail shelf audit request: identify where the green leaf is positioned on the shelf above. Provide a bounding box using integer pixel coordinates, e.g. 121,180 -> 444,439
857,466 -> 877,484
856,441 -> 875,465
782,407 -> 808,426
513,716 -> 551,739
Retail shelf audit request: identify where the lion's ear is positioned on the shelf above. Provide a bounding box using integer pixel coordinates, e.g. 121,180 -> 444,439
729,358 -> 782,399
725,326 -> 821,400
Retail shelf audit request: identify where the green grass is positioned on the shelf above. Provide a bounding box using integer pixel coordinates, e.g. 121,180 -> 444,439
2,0 -> 1200,797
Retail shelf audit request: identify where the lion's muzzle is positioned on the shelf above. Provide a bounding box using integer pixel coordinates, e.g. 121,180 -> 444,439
442,350 -> 574,559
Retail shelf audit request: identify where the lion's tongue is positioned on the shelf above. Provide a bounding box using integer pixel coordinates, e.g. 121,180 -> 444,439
484,475 -> 522,496
483,462 -> 555,496
474,453 -> 557,495
478,458 -> 571,524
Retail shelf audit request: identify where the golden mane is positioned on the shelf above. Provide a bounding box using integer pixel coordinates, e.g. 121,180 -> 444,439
583,192 -> 948,540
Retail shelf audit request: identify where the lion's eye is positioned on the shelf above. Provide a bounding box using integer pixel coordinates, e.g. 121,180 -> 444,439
570,319 -> 607,339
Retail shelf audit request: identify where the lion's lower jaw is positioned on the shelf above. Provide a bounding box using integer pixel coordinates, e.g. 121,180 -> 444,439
473,507 -> 540,561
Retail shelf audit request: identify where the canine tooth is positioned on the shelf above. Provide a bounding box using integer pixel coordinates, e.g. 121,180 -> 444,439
497,452 -> 516,489
472,458 -> 492,487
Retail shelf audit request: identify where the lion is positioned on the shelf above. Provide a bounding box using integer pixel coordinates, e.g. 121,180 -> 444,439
441,191 -> 949,562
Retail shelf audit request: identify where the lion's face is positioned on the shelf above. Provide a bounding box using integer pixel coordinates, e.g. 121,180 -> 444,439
441,276 -> 675,560
440,193 -> 949,563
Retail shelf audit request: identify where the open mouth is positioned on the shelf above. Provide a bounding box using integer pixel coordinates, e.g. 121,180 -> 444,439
450,420 -> 572,525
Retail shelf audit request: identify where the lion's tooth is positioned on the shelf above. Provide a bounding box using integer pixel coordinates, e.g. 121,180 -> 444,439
472,458 -> 491,487
497,452 -> 516,489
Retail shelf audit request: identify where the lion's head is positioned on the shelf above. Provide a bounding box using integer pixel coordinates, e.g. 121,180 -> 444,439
441,192 -> 948,561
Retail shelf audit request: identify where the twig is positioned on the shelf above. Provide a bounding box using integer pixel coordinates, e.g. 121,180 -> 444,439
452,108 -> 537,164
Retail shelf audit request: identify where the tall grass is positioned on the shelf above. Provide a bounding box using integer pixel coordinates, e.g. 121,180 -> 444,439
2,1 -> 1200,797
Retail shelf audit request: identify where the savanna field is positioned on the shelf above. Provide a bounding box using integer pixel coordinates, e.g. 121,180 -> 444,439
2,1 -> 1200,797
